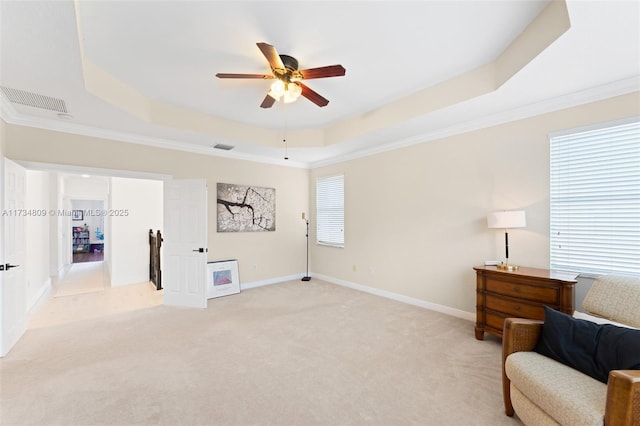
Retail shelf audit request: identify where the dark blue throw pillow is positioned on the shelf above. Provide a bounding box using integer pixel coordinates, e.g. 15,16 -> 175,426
534,306 -> 640,384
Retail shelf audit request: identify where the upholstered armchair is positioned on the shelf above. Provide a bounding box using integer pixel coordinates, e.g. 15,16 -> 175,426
502,318 -> 640,425
501,275 -> 640,426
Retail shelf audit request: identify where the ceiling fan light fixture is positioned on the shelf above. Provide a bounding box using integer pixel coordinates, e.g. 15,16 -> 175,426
269,80 -> 302,103
290,82 -> 302,97
283,83 -> 302,103
269,80 -> 285,100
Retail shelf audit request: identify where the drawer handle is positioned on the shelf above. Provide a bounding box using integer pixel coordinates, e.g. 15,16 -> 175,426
513,286 -> 521,292
514,305 -> 521,311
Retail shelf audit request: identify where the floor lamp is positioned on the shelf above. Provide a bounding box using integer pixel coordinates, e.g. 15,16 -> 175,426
487,210 -> 526,271
301,212 -> 311,281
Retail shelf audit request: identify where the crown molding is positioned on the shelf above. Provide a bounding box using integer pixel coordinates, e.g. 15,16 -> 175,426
309,76 -> 640,168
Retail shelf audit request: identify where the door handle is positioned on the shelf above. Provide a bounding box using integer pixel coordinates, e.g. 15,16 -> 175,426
192,248 -> 207,253
1,264 -> 19,271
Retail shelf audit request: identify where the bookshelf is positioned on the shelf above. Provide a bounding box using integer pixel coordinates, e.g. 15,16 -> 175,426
72,226 -> 90,253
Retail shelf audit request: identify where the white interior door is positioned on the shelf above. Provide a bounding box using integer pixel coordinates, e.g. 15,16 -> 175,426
1,159 -> 27,356
163,179 -> 208,308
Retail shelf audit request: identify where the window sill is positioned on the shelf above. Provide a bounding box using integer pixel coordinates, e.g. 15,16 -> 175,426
317,242 -> 344,249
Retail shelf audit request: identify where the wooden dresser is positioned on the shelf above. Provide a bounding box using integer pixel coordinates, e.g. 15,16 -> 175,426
474,265 -> 578,340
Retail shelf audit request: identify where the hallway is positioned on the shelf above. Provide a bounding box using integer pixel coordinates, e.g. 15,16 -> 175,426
28,262 -> 162,329
52,261 -> 107,298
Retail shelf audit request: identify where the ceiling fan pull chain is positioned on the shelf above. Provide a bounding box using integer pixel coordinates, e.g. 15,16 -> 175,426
283,137 -> 288,160
283,102 -> 289,160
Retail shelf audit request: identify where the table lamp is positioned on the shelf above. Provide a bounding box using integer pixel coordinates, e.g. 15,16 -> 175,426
487,210 -> 526,271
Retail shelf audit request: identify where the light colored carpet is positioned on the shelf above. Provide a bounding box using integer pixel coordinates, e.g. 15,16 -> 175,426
30,281 -> 162,330
52,262 -> 106,298
1,280 -> 522,426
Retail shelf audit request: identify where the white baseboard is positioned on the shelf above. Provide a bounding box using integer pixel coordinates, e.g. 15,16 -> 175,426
241,273 -> 304,290
313,273 -> 475,322
58,263 -> 70,282
239,272 -> 475,323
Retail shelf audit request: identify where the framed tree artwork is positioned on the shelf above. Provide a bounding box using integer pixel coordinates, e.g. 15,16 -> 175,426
216,183 -> 275,232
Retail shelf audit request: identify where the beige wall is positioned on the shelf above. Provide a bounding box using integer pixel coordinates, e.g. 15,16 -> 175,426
3,124 -> 310,283
310,92 -> 640,314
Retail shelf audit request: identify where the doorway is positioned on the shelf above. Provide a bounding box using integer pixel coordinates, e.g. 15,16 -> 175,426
1,162 -> 167,354
71,199 -> 105,263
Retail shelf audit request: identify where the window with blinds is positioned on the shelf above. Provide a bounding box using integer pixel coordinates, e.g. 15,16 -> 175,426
316,174 -> 344,247
549,118 -> 640,277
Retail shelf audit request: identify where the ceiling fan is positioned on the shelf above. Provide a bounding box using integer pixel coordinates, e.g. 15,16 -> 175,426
216,42 -> 346,108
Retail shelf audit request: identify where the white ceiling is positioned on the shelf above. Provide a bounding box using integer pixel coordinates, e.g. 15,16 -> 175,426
1,1 -> 638,168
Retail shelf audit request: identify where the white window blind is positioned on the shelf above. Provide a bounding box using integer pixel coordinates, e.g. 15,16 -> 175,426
316,175 -> 344,247
550,119 -> 640,277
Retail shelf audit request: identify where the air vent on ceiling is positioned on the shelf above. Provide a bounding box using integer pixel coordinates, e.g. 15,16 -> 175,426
213,143 -> 234,151
1,86 -> 68,113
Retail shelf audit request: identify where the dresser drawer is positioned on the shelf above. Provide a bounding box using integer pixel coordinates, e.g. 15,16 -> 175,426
486,278 -> 558,304
485,294 -> 545,319
486,311 -> 508,333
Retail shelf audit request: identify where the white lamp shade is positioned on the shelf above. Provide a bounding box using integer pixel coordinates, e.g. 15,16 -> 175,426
283,83 -> 302,103
283,91 -> 297,103
269,80 -> 285,99
487,210 -> 526,229
289,82 -> 302,97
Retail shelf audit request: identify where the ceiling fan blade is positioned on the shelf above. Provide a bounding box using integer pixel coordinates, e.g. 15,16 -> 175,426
216,73 -> 273,79
260,94 -> 276,109
299,82 -> 329,107
256,42 -> 285,71
299,65 -> 346,80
